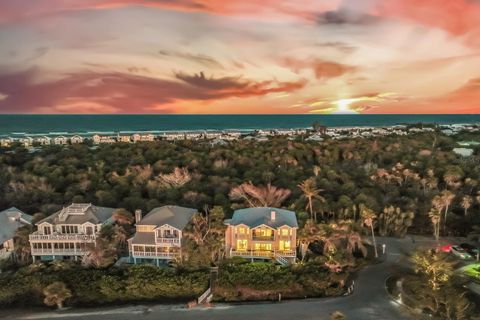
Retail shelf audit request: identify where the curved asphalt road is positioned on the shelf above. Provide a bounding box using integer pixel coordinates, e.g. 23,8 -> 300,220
6,236 -> 436,320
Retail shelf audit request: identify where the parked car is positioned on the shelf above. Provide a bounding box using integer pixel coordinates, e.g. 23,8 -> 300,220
460,243 -> 480,257
451,245 -> 473,259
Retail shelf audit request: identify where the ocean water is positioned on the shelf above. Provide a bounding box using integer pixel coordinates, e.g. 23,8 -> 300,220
0,114 -> 479,136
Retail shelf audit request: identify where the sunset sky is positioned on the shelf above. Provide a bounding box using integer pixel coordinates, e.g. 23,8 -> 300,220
0,0 -> 479,114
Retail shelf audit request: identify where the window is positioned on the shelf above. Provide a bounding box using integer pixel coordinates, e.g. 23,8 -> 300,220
279,240 -> 291,251
145,246 -> 155,253
85,226 -> 93,235
254,243 -> 272,251
61,225 -> 78,234
237,227 -> 246,234
43,226 -> 51,235
281,228 -> 289,236
254,228 -> 272,237
237,240 -> 248,250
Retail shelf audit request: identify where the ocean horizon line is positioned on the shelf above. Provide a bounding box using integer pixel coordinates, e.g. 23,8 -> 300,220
0,114 -> 479,137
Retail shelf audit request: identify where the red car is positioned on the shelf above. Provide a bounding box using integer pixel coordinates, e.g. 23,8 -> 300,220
440,244 -> 453,253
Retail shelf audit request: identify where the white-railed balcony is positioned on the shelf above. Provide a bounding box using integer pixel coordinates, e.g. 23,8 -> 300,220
29,233 -> 96,242
230,250 -> 296,259
31,248 -> 86,256
131,250 -> 179,259
155,237 -> 181,245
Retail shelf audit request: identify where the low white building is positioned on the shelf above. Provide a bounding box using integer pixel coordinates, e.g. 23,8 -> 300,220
306,134 -> 324,142
70,135 -> 84,144
19,137 -> 34,147
53,136 -> 68,145
0,137 -> 13,147
36,136 -> 51,145
117,135 -> 131,143
132,133 -> 155,142
92,135 -> 116,144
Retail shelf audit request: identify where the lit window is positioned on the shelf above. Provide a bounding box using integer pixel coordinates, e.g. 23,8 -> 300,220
281,229 -> 289,236
237,240 -> 248,250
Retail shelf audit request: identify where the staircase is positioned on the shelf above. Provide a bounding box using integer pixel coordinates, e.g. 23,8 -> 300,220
274,253 -> 289,266
197,287 -> 212,305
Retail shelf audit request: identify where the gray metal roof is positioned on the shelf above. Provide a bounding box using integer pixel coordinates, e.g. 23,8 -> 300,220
130,232 -> 156,245
226,207 -> 298,229
0,207 -> 32,244
37,203 -> 116,225
138,206 -> 197,230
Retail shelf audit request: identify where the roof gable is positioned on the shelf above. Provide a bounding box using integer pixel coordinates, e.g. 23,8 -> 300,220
227,207 -> 298,229
138,206 -> 196,230
36,203 -> 116,225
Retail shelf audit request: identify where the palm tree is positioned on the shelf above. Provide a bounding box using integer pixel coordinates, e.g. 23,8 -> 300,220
43,282 -> 72,309
112,225 -> 128,254
440,190 -> 455,233
297,220 -> 320,261
13,225 -> 33,265
361,206 -> 378,258
460,195 -> 473,216
298,178 -> 325,222
429,209 -> 441,243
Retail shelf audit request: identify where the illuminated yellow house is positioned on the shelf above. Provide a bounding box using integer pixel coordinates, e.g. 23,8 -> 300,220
224,207 -> 298,265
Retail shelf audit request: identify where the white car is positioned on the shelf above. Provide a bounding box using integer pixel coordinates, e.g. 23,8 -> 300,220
451,245 -> 473,259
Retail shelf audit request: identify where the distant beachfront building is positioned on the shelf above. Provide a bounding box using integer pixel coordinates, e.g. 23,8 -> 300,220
210,138 -> 228,147
204,131 -> 223,139
128,206 -> 196,265
36,136 -> 51,145
70,135 -> 84,144
224,207 -> 298,265
275,129 -> 295,136
19,137 -> 34,147
53,136 -> 68,145
117,135 -> 131,143
92,135 -> 116,144
163,132 -> 186,141
0,137 -> 13,147
306,134 -> 324,142
0,207 -> 32,260
29,203 -> 117,261
185,132 -> 203,140
132,133 -> 155,143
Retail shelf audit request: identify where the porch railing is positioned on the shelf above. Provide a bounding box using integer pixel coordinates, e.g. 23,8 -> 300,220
29,233 -> 96,242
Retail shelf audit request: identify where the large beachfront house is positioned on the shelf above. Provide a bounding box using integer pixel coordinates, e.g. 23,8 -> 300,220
128,206 -> 197,265
29,203 -> 116,261
0,208 -> 32,260
225,207 -> 298,265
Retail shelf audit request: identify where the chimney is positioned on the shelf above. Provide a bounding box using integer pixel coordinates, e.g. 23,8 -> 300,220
270,210 -> 276,221
135,209 -> 142,224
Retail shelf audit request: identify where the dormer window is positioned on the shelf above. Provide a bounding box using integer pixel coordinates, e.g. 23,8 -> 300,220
43,226 -> 51,235
61,225 -> 78,234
